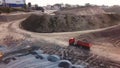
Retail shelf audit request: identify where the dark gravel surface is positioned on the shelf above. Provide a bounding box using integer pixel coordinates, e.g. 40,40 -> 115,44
1,38 -> 120,68
32,41 -> 120,68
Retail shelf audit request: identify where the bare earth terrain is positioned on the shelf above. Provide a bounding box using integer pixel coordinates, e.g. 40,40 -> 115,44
0,18 -> 119,67
17,19 -> 120,63
0,7 -> 120,68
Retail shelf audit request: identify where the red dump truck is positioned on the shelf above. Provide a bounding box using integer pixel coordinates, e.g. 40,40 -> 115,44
69,38 -> 92,50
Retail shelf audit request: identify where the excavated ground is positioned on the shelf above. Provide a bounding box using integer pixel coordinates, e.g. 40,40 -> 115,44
77,24 -> 120,63
0,8 -> 120,68
19,11 -> 120,68
20,14 -> 120,68
0,18 -> 119,68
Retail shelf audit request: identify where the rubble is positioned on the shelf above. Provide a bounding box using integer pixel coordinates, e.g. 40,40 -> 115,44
33,41 -> 120,68
0,45 -> 86,68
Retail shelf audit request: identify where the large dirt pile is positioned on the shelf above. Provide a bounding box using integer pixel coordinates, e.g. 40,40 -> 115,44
21,13 -> 120,33
55,6 -> 106,15
77,24 -> 120,47
103,6 -> 120,14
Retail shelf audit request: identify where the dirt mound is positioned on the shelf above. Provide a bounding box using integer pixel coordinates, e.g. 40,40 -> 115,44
77,24 -> 120,47
21,13 -> 120,33
93,25 -> 120,46
55,6 -> 105,15
103,6 -> 120,14
0,14 -> 30,22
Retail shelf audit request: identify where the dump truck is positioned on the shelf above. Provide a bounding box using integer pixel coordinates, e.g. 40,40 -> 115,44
69,38 -> 92,50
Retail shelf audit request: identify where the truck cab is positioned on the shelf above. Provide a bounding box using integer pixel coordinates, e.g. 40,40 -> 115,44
69,38 -> 92,50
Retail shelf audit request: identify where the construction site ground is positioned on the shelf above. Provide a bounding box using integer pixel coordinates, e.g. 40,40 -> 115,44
0,11 -> 120,68
0,19 -> 119,67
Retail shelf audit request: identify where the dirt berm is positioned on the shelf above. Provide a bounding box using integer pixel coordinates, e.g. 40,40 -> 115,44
55,6 -> 106,15
80,24 -> 120,47
21,13 -> 120,33
0,14 -> 30,22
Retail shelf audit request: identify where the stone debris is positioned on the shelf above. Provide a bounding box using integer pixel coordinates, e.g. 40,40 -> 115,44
0,45 -> 86,68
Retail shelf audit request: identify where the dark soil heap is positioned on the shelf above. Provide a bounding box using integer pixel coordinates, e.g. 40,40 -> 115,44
21,13 -> 120,33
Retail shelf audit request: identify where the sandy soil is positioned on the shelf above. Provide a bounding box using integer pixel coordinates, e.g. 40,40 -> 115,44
0,14 -> 119,68
1,19 -> 118,64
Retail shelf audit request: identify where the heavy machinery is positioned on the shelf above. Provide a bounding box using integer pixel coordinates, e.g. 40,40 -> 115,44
69,38 -> 92,50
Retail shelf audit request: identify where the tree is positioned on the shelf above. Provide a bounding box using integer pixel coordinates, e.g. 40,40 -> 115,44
28,2 -> 31,7
65,4 -> 71,7
54,3 -> 63,9
85,3 -> 92,7
35,4 -> 39,10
